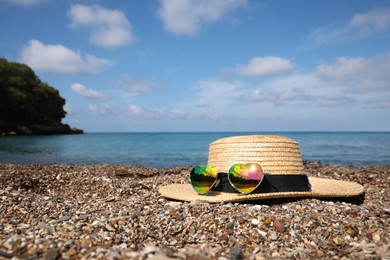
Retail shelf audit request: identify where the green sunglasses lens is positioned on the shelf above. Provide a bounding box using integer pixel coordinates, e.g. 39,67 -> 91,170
190,166 -> 217,194
228,163 -> 264,194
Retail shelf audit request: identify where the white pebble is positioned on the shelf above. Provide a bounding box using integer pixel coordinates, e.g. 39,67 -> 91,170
167,201 -> 182,207
373,233 -> 381,242
91,220 -> 100,226
251,219 -> 260,226
257,229 -> 267,237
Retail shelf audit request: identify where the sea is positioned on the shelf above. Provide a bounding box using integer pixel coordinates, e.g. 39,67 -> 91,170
0,132 -> 389,168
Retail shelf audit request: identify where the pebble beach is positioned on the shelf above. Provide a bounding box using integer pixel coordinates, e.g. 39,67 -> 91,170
0,162 -> 389,259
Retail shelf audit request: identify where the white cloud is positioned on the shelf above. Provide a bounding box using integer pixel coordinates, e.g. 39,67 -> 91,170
240,89 -> 315,107
174,51 -> 390,125
157,0 -> 247,36
239,74 -> 322,106
64,103 -> 72,114
317,57 -> 366,80
368,97 -> 390,109
353,80 -> 389,93
350,8 -> 390,36
305,8 -> 390,48
316,52 -> 390,93
87,103 -> 114,115
80,49 -> 390,130
111,75 -> 156,96
5,0 -> 48,7
305,27 -> 350,49
196,79 -> 243,108
71,83 -> 108,99
127,105 -> 164,119
127,105 -> 143,116
238,52 -> 390,108
19,40 -> 110,74
319,95 -> 354,107
68,4 -> 133,47
172,79 -> 245,120
125,104 -> 186,120
235,56 -> 293,77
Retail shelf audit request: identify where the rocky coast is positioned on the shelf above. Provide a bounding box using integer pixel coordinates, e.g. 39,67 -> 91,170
0,124 -> 83,136
0,162 -> 389,259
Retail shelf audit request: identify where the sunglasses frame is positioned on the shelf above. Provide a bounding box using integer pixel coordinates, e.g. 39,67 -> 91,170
190,163 -> 265,195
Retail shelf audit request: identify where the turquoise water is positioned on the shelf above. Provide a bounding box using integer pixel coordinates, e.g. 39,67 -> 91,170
0,132 -> 389,167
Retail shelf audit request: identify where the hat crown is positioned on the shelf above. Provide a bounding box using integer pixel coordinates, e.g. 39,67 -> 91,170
208,135 -> 304,175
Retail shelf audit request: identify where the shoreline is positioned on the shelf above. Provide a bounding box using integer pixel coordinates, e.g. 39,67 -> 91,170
1,162 -> 389,259
0,124 -> 83,136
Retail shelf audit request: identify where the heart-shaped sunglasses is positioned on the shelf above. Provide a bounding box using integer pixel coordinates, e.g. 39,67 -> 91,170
190,163 -> 264,195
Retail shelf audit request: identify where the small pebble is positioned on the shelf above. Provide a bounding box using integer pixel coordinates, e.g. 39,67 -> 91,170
270,232 -> 278,240
273,219 -> 285,233
58,216 -> 71,222
257,229 -> 267,237
229,247 -> 243,260
91,221 -> 100,226
251,219 -> 260,226
0,163 -> 387,259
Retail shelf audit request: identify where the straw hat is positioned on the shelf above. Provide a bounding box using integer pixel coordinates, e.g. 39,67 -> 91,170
159,135 -> 364,203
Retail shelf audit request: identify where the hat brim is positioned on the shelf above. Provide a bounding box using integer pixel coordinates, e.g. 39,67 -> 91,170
158,177 -> 364,203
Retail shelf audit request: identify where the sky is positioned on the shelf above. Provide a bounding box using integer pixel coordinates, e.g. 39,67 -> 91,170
1,0 -> 390,132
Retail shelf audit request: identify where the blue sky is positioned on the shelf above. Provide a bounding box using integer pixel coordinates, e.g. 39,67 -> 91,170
1,0 -> 390,132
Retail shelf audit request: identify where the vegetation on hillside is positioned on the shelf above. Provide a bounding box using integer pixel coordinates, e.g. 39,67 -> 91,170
0,58 -> 82,135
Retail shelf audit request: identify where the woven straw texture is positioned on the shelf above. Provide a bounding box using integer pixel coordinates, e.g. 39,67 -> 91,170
158,135 -> 365,202
208,135 -> 303,174
158,177 -> 364,203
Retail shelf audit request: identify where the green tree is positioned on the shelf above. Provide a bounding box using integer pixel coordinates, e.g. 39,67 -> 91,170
0,58 -> 67,133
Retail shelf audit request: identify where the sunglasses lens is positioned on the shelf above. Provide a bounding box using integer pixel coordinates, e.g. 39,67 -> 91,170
228,163 -> 264,194
190,166 -> 217,194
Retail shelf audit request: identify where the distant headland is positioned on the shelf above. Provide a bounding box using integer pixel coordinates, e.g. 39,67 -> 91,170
0,58 -> 83,136
1,124 -> 83,136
